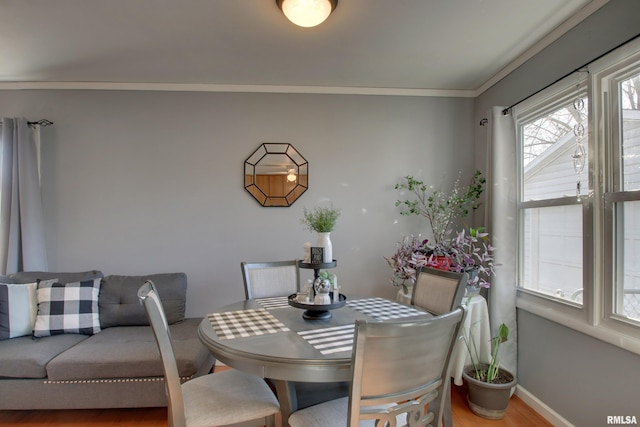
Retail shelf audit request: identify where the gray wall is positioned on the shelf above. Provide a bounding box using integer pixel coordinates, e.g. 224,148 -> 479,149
0,89 -> 474,317
518,311 -> 639,425
475,0 -> 640,425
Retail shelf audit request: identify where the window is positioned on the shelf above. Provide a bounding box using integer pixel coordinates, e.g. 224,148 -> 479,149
518,88 -> 589,305
515,38 -> 640,354
605,69 -> 640,326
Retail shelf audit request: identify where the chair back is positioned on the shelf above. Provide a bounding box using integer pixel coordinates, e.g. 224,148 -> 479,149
138,280 -> 185,427
241,260 -> 300,300
411,267 -> 468,316
348,307 -> 466,427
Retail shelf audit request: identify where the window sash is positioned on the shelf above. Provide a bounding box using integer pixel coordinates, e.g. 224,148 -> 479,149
516,82 -> 593,313
519,204 -> 584,303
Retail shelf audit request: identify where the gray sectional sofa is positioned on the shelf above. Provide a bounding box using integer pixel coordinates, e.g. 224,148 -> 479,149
0,270 -> 214,410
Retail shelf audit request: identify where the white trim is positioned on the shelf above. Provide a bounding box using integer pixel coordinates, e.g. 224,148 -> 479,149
0,81 -> 475,98
515,384 -> 575,427
474,0 -> 610,97
517,301 -> 640,356
0,1 -> 611,98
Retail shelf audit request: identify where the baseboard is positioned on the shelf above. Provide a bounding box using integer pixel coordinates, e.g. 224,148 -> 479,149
515,384 -> 575,427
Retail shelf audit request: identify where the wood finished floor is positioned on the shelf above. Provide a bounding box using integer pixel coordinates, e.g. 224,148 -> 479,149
0,366 -> 552,426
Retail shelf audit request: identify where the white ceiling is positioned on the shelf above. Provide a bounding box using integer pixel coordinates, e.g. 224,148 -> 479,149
0,0 -> 603,96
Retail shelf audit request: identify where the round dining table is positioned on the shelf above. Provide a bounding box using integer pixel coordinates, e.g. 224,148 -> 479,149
197,295 -> 430,424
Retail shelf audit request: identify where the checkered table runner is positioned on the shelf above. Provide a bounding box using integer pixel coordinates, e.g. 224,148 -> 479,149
297,299 -> 426,354
255,296 -> 291,310
298,324 -> 355,355
346,297 -> 426,320
208,309 -> 290,340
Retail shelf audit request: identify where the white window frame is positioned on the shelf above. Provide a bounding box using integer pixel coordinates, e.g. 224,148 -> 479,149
514,37 -> 640,356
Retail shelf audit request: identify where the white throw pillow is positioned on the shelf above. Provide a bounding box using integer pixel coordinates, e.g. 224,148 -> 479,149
0,282 -> 38,340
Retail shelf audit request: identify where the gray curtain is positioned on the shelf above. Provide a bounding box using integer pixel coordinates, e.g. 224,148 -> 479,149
486,106 -> 518,375
0,117 -> 48,275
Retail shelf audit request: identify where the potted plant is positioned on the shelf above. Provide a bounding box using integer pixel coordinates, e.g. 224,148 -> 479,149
424,241 -> 453,271
389,171 -> 488,294
462,322 -> 517,420
384,235 -> 430,294
301,205 -> 341,263
301,205 -> 340,233
394,170 -> 485,246
449,227 -> 496,294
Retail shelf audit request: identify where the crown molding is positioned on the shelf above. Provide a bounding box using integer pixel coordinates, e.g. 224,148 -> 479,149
0,81 -> 475,98
0,0 -> 608,100
473,0 -> 610,97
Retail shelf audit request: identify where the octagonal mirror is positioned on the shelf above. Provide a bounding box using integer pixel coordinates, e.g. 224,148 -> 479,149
244,143 -> 308,207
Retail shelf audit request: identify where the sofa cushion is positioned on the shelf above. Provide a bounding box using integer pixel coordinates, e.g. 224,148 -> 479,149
99,273 -> 187,328
0,282 -> 38,340
46,318 -> 209,381
0,333 -> 88,378
33,279 -> 101,338
8,270 -> 103,284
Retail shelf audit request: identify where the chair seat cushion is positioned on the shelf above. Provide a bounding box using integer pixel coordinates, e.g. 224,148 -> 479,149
45,318 -> 208,381
288,397 -> 406,427
289,397 -> 348,427
182,370 -> 280,427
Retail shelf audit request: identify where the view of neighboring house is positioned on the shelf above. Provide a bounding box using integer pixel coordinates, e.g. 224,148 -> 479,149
523,96 -> 640,318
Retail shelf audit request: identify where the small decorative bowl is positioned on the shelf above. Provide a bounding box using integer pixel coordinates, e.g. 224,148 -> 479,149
288,293 -> 347,320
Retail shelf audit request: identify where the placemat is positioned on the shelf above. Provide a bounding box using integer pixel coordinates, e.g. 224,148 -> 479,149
255,296 -> 291,310
347,297 -> 427,320
208,309 -> 290,340
298,324 -> 355,355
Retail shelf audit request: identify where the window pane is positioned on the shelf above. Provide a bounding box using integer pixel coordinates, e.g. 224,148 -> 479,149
521,96 -> 589,201
521,205 -> 583,303
621,73 -> 640,191
615,200 -> 640,320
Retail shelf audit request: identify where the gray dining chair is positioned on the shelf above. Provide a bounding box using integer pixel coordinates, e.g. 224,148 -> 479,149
288,306 -> 466,427
241,259 -> 300,299
411,266 -> 469,316
137,281 -> 282,427
410,266 -> 468,427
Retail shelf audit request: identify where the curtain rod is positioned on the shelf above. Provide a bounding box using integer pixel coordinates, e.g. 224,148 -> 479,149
0,119 -> 54,129
27,119 -> 54,129
500,32 -> 640,116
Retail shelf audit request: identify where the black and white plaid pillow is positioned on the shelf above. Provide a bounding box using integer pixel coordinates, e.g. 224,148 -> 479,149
33,279 -> 101,338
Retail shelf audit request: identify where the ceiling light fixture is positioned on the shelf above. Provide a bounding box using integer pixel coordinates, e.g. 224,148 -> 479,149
287,169 -> 297,182
276,0 -> 338,28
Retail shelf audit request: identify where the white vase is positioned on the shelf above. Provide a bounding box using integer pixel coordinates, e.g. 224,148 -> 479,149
317,232 -> 332,263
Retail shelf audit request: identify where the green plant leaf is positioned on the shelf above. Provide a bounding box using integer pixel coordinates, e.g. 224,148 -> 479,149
498,323 -> 509,343
301,205 -> 341,233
